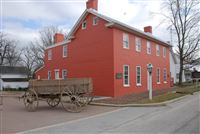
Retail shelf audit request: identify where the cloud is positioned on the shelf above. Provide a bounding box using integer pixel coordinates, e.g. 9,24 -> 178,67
2,0 -> 171,47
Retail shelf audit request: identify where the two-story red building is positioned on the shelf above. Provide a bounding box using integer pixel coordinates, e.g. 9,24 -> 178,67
36,0 -> 171,97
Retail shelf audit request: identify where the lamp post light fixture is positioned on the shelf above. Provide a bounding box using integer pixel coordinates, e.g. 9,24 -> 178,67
147,63 -> 153,100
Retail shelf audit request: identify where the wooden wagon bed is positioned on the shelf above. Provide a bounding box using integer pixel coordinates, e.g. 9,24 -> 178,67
23,78 -> 93,112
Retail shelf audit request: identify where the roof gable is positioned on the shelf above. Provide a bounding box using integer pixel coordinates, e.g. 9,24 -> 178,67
67,9 -> 171,47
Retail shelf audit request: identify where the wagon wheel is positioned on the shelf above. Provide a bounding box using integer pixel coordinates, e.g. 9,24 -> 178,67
23,89 -> 38,112
47,96 -> 60,107
61,85 -> 89,112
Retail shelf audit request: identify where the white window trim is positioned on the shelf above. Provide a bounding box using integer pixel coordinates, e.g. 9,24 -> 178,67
93,16 -> 98,25
48,71 -> 51,80
157,68 -> 160,84
136,66 -> 142,86
54,69 -> 60,80
82,20 -> 86,29
147,41 -> 151,54
123,33 -> 129,49
156,45 -> 160,56
163,47 -> 166,58
136,37 -> 141,52
48,49 -> 52,60
163,68 -> 167,83
123,65 -> 130,87
63,45 -> 67,58
62,69 -> 67,79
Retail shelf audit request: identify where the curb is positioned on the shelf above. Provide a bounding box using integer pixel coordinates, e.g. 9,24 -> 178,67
90,94 -> 192,107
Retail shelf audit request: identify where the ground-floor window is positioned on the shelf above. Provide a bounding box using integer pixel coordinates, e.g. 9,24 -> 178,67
62,70 -> 67,80
163,68 -> 167,83
48,71 -> 51,80
157,68 -> 160,84
123,65 -> 130,87
136,66 -> 141,86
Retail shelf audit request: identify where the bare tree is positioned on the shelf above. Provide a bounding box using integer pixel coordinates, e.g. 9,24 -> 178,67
0,32 -> 22,66
0,32 -> 11,65
5,44 -> 22,66
162,0 -> 200,85
21,46 -> 37,78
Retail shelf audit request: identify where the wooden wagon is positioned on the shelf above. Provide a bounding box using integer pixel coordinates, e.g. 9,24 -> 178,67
23,78 -> 93,112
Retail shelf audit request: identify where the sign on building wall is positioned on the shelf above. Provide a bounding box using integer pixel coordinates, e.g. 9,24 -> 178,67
116,73 -> 123,79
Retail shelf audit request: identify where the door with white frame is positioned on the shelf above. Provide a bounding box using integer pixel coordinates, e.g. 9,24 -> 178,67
55,70 -> 60,80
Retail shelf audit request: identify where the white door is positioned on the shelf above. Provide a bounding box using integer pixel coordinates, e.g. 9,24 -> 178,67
55,70 -> 60,80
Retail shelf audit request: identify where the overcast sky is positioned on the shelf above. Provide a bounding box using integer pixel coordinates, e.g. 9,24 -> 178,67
1,0 -> 170,47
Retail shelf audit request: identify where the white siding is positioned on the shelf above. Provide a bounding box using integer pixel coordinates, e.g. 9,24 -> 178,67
3,82 -> 28,89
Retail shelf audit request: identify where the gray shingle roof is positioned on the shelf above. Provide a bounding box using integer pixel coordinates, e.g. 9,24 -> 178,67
0,66 -> 28,75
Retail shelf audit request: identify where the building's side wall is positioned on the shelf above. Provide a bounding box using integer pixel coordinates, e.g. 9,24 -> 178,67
170,53 -> 176,84
113,28 -> 171,97
36,13 -> 115,97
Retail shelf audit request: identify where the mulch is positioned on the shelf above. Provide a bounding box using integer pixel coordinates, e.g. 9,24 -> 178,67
94,87 -> 177,104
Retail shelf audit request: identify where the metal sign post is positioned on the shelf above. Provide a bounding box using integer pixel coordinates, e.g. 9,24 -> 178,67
147,64 -> 153,100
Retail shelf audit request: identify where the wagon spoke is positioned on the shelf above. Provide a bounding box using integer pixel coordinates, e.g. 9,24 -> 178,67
23,90 -> 38,112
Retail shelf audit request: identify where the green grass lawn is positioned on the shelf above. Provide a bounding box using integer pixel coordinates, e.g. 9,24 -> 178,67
137,92 -> 185,104
138,87 -> 200,104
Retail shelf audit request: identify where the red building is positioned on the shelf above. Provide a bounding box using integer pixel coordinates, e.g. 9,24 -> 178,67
36,0 -> 171,97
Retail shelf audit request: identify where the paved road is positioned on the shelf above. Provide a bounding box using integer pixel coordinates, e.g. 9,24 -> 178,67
0,97 -> 119,134
22,93 -> 200,134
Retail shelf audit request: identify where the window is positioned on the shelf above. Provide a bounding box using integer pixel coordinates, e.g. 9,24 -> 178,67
156,45 -> 160,56
163,68 -> 167,83
62,70 -> 67,80
48,49 -> 52,60
93,16 -> 98,25
63,45 -> 67,57
136,66 -> 141,86
55,70 -> 60,80
136,37 -> 141,52
123,65 -> 130,86
147,41 -> 151,54
157,68 -> 160,84
82,20 -> 87,29
163,47 -> 166,58
123,33 -> 129,49
48,71 -> 51,80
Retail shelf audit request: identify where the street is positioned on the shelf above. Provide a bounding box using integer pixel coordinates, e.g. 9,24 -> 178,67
21,93 -> 200,134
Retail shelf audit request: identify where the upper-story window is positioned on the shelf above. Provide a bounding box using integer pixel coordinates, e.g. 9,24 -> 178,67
163,47 -> 166,58
123,33 -> 129,49
82,20 -> 87,29
156,45 -> 160,56
136,37 -> 141,52
63,45 -> 67,58
147,41 -> 151,54
48,49 -> 52,60
62,70 -> 67,80
93,16 -> 99,25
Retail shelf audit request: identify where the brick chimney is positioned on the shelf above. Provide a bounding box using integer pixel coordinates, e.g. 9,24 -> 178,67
54,33 -> 64,44
144,26 -> 152,34
86,0 -> 98,11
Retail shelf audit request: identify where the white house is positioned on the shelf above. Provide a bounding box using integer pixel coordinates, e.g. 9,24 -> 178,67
0,66 -> 28,90
170,49 -> 186,84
